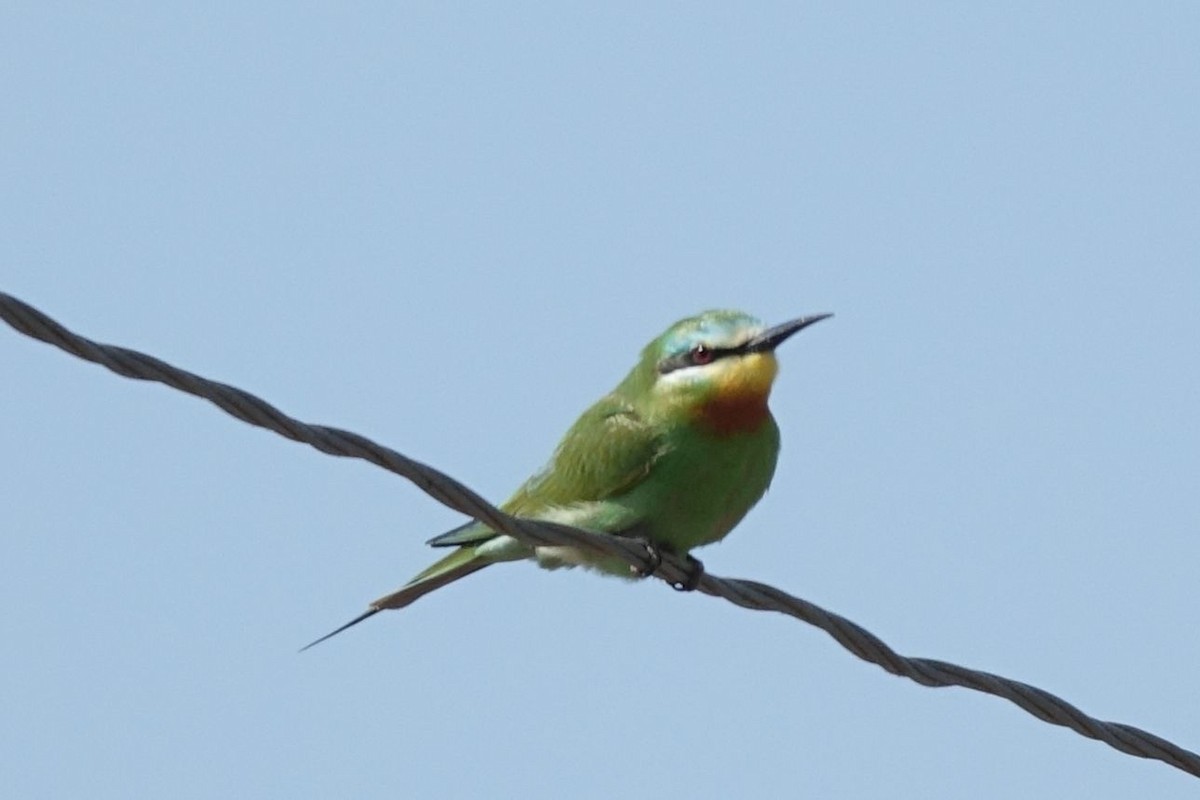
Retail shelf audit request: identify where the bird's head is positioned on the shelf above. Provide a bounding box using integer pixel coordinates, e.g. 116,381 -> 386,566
631,309 -> 831,433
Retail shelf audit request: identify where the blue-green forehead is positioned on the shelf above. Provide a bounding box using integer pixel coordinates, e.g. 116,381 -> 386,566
655,309 -> 763,357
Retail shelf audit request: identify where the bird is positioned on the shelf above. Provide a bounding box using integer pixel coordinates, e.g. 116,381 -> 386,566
302,309 -> 830,650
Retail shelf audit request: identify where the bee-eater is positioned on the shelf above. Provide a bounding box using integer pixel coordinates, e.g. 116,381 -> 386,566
303,309 -> 830,649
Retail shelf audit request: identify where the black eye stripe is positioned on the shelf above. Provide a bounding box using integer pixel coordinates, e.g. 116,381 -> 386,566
656,343 -> 742,375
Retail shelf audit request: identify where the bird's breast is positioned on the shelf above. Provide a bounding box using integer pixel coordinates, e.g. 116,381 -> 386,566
693,352 -> 777,435
695,392 -> 771,435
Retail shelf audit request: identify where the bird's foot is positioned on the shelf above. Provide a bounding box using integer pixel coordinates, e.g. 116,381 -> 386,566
671,554 -> 705,592
629,538 -> 663,579
626,541 -> 703,591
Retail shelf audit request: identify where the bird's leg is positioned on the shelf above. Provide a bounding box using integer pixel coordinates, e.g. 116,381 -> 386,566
620,532 -> 701,589
628,538 -> 663,579
672,554 -> 705,592
625,539 -> 703,591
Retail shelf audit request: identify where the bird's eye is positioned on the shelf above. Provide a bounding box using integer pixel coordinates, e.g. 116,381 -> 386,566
690,344 -> 714,365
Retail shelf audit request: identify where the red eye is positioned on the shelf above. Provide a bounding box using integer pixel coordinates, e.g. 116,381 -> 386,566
691,344 -> 713,365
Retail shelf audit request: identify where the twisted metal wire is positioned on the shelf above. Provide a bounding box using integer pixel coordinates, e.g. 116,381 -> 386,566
2,290 -> 1196,779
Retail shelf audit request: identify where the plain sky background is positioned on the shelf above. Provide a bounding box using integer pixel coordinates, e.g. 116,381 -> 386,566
3,4 -> 1198,798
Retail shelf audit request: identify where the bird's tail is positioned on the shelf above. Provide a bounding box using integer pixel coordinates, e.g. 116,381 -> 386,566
300,547 -> 489,651
373,547 -> 489,610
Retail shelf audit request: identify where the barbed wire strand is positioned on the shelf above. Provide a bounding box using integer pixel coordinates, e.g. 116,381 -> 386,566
2,289 -> 1196,780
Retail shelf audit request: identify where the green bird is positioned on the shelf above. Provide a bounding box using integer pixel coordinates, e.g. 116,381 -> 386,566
303,309 -> 830,649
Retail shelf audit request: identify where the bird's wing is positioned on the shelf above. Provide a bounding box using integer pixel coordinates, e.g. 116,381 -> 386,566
426,394 -> 663,547
426,519 -> 494,547
309,401 -> 663,648
506,394 -> 664,512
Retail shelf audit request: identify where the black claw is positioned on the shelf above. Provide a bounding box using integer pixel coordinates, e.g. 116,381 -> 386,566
672,555 -> 705,592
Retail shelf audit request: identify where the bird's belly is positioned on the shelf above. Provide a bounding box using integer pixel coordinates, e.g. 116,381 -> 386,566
627,423 -> 780,553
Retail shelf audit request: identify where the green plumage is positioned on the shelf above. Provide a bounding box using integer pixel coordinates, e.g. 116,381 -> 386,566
303,309 -> 828,649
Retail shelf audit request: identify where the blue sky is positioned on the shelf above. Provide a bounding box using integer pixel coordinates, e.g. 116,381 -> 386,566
3,4 -> 1198,797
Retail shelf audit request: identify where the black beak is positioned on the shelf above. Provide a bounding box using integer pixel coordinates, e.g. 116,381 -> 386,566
744,313 -> 833,353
